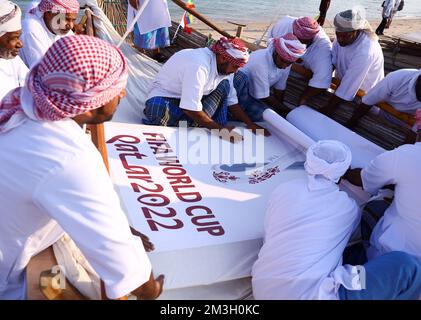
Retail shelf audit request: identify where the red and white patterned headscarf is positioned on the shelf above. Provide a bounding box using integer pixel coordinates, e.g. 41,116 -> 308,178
211,37 -> 249,68
293,17 -> 320,41
272,33 -> 307,63
0,35 -> 128,134
29,0 -> 79,15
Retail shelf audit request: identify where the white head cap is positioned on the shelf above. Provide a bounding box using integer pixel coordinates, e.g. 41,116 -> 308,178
0,1 -> 22,38
304,140 -> 352,190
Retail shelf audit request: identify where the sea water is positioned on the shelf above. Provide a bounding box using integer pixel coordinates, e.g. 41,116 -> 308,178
15,0 -> 421,23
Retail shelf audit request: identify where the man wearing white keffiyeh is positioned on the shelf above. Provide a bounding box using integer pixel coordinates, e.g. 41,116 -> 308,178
319,7 -> 384,118
252,140 -> 421,300
0,1 -> 28,101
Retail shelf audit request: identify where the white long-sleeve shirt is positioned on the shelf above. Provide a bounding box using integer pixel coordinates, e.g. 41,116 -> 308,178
0,56 -> 28,102
240,47 -> 291,99
382,0 -> 396,18
0,118 -> 151,300
20,12 -> 73,68
362,143 -> 421,262
269,15 -> 333,89
382,0 -> 402,18
332,32 -> 384,101
362,69 -> 421,115
148,48 -> 238,111
252,176 -> 360,300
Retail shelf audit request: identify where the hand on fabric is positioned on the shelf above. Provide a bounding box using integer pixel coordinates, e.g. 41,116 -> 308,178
73,23 -> 85,35
343,168 -> 363,187
133,273 -> 165,300
218,125 -> 244,143
130,227 -> 155,252
246,123 -> 271,136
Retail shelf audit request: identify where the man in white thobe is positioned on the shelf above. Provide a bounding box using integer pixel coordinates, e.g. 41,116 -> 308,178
233,33 -> 306,121
346,69 -> 421,142
20,0 -> 79,68
344,129 -> 421,264
319,8 -> 384,117
376,0 -> 403,36
0,1 -> 28,101
269,16 -> 332,105
144,37 -> 270,138
252,140 -> 421,300
0,35 -> 163,300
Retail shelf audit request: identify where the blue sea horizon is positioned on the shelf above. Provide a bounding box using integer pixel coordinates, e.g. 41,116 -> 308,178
15,0 -> 421,24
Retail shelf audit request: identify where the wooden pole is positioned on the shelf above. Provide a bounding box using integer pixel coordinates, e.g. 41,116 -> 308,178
85,9 -> 110,172
170,0 -> 233,38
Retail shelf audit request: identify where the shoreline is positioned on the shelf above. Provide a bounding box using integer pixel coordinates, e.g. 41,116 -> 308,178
189,18 -> 421,44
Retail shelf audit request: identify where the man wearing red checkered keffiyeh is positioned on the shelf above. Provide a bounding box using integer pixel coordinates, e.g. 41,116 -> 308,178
268,15 -> 333,106
20,0 -> 80,67
0,35 -> 129,133
210,37 -> 249,71
30,0 -> 80,15
144,37 -> 270,139
29,0 -> 80,36
232,33 -> 306,122
0,35 -> 165,300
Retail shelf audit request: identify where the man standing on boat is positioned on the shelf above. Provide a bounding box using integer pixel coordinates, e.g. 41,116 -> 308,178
376,0 -> 403,36
0,35 -> 163,300
252,140 -> 421,300
319,8 -> 384,117
233,33 -> 306,120
268,16 -> 332,106
144,37 -> 269,139
0,1 -> 28,102
127,0 -> 171,62
20,0 -> 80,68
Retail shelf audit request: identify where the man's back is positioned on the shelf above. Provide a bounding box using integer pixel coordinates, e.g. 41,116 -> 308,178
252,176 -> 360,299
362,143 -> 421,260
0,118 -> 118,299
148,48 -> 214,99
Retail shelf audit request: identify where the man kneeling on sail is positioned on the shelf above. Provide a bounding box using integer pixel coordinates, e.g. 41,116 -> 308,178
143,37 -> 270,141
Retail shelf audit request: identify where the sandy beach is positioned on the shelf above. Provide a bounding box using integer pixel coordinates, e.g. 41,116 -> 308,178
190,18 -> 421,44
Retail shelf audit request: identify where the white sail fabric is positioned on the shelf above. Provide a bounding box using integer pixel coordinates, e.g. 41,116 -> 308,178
127,0 -> 171,35
287,106 -> 386,169
81,0 -> 161,124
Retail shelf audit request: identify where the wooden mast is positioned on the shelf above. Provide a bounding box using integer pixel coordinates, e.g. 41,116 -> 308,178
85,9 -> 110,172
169,0 -> 233,38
